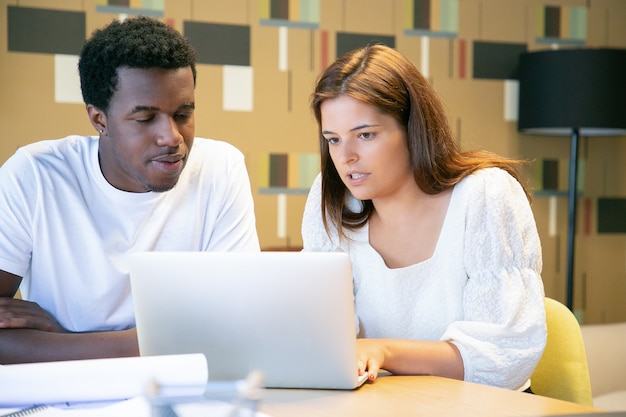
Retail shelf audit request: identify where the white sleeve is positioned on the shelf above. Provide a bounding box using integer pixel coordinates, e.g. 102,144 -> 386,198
202,155 -> 260,252
0,151 -> 36,277
441,169 -> 547,390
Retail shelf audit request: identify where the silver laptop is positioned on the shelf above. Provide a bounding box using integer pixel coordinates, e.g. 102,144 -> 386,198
129,251 -> 368,390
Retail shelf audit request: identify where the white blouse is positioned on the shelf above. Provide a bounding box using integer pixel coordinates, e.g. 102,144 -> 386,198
301,167 -> 547,390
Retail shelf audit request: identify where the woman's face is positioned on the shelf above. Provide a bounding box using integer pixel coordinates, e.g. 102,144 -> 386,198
320,95 -> 415,204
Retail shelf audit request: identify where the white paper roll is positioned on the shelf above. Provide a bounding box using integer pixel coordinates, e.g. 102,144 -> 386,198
0,353 -> 208,406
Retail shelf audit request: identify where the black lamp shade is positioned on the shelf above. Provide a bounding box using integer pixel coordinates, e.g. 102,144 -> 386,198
518,48 -> 626,136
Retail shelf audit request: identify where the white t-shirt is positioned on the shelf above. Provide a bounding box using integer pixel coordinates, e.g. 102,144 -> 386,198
0,136 -> 259,332
301,168 -> 547,390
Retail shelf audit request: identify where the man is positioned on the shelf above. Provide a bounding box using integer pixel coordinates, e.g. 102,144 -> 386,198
0,16 -> 260,364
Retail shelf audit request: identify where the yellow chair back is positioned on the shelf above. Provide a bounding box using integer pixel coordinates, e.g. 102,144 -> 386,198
531,297 -> 593,406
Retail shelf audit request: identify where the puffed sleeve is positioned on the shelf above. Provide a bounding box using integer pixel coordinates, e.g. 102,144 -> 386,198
440,168 -> 547,390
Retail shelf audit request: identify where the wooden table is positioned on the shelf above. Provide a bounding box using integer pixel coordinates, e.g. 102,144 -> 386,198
260,375 -> 604,417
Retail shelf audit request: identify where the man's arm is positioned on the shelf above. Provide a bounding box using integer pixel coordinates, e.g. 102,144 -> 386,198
0,270 -> 139,364
0,327 -> 139,364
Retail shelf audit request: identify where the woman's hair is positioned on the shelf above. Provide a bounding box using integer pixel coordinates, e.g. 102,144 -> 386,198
310,44 -> 530,236
78,16 -> 197,113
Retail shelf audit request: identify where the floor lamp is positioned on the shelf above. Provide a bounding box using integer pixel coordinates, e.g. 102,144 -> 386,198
518,48 -> 626,311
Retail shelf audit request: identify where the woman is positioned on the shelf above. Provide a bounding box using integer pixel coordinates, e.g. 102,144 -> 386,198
301,44 -> 546,390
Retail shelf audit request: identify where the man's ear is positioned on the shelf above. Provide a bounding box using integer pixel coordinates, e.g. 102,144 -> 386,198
87,104 -> 107,136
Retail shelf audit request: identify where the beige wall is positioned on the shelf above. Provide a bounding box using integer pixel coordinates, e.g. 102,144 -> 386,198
1,0 -> 625,323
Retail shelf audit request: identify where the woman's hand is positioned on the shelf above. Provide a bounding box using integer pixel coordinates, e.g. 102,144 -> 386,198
357,338 -> 387,381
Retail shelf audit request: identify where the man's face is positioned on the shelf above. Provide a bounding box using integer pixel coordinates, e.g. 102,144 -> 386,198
93,66 -> 195,192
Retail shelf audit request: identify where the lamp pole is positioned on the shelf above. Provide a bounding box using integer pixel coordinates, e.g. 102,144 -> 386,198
565,128 -> 580,311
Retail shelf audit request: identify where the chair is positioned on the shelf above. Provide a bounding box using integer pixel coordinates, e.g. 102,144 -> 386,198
530,297 -> 593,406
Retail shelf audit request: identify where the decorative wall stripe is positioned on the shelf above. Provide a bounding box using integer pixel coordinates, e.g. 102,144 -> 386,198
440,0 -> 458,34
279,26 -> 288,71
260,0 -> 319,29
584,197 -> 592,236
542,159 -> 559,191
258,153 -> 270,188
269,153 -> 289,187
531,157 -> 589,197
577,159 -> 586,193
309,30 -> 315,71
222,66 -> 253,112
536,5 -> 586,46
597,198 -> 626,234
54,55 -> 82,104
320,30 -> 329,69
272,0 -> 288,19
544,6 -> 560,38
184,21 -> 250,66
413,0 -> 430,30
569,7 -> 587,41
448,39 -> 454,78
404,0 -> 458,38
403,0 -> 413,30
336,32 -> 396,58
503,80 -> 518,122
458,39 -> 466,79
299,0 -> 319,23
420,37 -> 430,79
8,6 -> 85,55
472,41 -> 526,80
297,153 -> 320,188
95,0 -> 164,15
277,193 -> 287,238
259,152 -> 319,192
549,196 -> 558,237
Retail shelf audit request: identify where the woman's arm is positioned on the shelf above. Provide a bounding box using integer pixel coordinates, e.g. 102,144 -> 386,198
357,338 -> 464,381
445,168 -> 546,389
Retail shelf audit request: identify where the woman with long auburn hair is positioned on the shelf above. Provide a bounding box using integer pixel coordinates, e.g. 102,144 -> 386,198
302,44 -> 546,391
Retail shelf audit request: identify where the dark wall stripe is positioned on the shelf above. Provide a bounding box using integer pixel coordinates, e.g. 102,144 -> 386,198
269,154 -> 289,187
8,6 -> 85,55
544,6 -> 561,38
183,21 -> 250,66
414,0 -> 431,30
542,159 -> 559,191
336,33 -> 396,58
597,198 -> 626,234
271,0 -> 289,20
472,41 -> 527,80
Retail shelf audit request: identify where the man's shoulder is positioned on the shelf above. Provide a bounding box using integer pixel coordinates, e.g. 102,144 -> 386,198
19,135 -> 96,159
191,137 -> 242,154
189,137 -> 245,164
